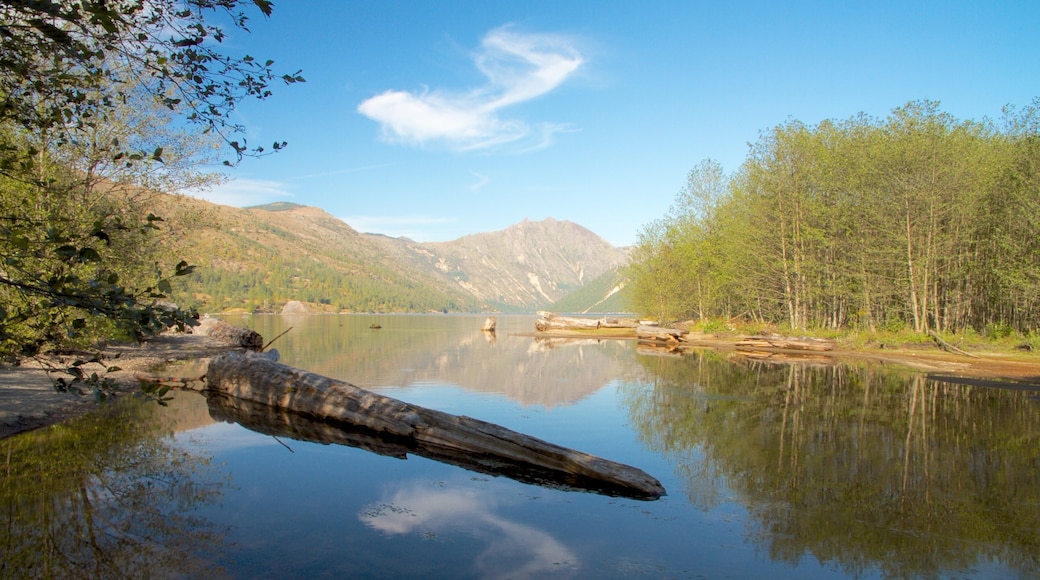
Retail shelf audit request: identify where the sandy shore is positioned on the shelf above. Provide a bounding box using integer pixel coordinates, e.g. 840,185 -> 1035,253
0,333 -> 244,439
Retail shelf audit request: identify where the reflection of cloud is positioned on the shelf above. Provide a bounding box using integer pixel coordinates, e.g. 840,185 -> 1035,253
183,178 -> 293,207
361,482 -> 580,579
358,26 -> 584,152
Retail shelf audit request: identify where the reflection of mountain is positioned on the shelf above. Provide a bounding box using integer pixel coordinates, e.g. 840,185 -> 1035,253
623,353 -> 1040,578
231,315 -> 641,408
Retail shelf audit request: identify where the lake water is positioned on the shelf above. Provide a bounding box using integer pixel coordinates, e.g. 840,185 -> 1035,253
2,314 -> 1038,578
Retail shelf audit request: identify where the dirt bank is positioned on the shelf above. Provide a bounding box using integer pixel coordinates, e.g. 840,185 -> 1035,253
0,333 -> 245,440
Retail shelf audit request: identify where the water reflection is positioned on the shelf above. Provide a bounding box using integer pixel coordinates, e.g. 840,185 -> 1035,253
205,387 -> 662,499
624,351 -> 1040,577
227,314 -> 638,407
0,393 -> 230,578
360,482 -> 580,579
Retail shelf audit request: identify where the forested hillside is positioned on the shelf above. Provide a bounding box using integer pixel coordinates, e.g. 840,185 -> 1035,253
628,100 -> 1040,334
148,196 -> 626,314
154,199 -> 482,313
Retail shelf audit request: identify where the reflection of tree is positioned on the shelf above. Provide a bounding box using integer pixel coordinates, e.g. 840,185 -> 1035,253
621,352 -> 1040,577
0,396 -> 230,578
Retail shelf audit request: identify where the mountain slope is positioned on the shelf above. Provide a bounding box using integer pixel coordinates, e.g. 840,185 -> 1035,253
154,196 -> 482,313
146,193 -> 628,313
549,267 -> 632,314
366,218 -> 629,310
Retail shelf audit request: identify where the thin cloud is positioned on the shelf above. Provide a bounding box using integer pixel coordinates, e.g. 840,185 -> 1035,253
183,178 -> 294,207
469,172 -> 490,192
358,25 -> 584,152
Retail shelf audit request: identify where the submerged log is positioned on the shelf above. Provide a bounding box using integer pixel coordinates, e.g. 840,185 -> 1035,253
734,334 -> 835,352
205,351 -> 666,500
636,325 -> 688,342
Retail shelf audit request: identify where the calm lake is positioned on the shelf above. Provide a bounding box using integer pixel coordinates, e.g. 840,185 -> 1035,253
2,314 -> 1038,578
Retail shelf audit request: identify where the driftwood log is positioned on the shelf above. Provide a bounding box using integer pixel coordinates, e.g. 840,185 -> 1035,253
205,351 -> 666,500
534,312 -> 644,331
636,325 -> 688,342
928,331 -> 979,358
535,311 -> 602,331
599,317 -> 641,329
734,334 -> 835,352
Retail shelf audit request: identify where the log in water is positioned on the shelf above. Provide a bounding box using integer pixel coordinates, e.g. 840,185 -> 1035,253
205,351 -> 666,500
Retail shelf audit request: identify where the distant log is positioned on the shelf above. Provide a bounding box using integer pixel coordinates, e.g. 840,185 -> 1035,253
636,325 -> 688,342
928,331 -> 978,358
734,334 -> 835,352
205,352 -> 665,500
535,311 -> 601,331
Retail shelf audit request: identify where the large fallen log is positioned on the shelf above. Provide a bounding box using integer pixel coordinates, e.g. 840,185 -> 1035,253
534,311 -> 602,331
205,351 -> 666,500
734,334 -> 835,352
599,316 -> 641,329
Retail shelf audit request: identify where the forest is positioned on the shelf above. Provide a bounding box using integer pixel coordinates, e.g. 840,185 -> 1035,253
627,100 -> 1040,335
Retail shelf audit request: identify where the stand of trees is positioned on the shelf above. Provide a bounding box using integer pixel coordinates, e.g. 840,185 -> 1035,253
628,100 -> 1040,334
0,1 -> 299,360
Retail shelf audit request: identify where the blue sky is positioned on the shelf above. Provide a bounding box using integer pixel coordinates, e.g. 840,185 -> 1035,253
187,0 -> 1040,247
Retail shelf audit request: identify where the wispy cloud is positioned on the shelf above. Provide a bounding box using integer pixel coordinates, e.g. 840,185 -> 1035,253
340,215 -> 456,241
469,172 -> 490,192
183,178 -> 294,207
358,25 -> 584,152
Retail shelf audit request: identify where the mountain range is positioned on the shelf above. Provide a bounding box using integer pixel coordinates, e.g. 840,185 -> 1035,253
153,195 -> 631,314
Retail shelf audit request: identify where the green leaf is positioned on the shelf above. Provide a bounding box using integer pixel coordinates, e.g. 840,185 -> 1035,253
253,0 -> 274,17
78,247 -> 101,262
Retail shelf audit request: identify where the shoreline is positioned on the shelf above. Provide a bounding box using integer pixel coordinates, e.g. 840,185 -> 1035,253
3,329 -> 1039,441
530,328 -> 1040,383
0,333 -> 245,440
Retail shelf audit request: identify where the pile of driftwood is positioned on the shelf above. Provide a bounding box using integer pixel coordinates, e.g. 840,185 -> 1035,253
203,351 -> 666,500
